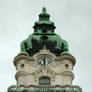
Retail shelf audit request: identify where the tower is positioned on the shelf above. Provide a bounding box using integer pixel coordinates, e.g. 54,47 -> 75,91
8,7 -> 82,92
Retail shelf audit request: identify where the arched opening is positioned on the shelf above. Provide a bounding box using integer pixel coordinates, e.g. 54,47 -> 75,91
39,76 -> 50,85
21,64 -> 24,69
65,64 -> 69,68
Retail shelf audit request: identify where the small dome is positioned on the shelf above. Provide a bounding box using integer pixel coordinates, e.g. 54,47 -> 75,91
19,8 -> 70,56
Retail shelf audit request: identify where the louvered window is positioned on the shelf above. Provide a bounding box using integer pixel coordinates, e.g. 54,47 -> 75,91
39,76 -> 50,85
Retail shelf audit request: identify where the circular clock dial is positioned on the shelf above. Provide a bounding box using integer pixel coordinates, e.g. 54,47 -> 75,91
37,57 -> 52,67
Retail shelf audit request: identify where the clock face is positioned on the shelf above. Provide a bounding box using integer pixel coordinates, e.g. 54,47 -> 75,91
37,57 -> 52,67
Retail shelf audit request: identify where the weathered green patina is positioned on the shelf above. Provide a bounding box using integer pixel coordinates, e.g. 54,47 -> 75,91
19,7 -> 71,56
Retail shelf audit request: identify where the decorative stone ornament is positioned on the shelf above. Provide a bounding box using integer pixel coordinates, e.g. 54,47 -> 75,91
33,49 -> 56,63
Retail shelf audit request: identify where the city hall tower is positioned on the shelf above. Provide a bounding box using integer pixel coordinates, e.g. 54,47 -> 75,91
8,7 -> 82,92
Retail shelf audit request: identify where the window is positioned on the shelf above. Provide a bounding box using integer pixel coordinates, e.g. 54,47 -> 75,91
39,76 -> 50,85
21,64 -> 24,69
65,64 -> 69,68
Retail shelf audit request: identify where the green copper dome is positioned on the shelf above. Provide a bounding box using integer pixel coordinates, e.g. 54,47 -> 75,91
33,7 -> 56,35
19,7 -> 71,56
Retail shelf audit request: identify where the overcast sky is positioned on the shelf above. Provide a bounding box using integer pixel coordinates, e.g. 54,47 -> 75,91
0,0 -> 92,92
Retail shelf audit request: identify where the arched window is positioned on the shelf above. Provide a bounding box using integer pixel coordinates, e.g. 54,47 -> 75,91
39,76 -> 50,85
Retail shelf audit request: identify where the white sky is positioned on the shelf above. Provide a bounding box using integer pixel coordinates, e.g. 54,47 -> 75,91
0,0 -> 92,92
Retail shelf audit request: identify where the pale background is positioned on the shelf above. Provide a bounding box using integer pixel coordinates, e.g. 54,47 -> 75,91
0,0 -> 92,92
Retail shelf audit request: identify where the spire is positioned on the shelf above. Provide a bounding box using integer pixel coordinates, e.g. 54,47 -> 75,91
39,7 -> 50,20
33,7 -> 56,34
43,7 -> 46,11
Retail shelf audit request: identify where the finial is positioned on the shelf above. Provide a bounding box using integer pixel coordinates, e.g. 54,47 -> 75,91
42,7 -> 46,12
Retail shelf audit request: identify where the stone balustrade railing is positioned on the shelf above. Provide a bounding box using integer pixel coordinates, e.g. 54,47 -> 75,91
8,85 -> 82,92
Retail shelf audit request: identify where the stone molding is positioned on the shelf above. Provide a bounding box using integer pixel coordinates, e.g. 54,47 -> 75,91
15,70 -> 74,81
14,51 -> 75,67
33,49 -> 56,62
13,55 -> 34,66
55,54 -> 76,66
62,71 -> 75,80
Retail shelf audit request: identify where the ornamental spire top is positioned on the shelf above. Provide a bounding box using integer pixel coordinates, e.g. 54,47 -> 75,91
42,7 -> 46,11
33,7 -> 56,34
39,7 -> 50,20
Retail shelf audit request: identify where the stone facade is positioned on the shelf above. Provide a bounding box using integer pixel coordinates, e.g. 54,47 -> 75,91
14,49 -> 76,89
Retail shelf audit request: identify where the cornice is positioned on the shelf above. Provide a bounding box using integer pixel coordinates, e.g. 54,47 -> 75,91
55,54 -> 76,66
13,55 -> 34,66
61,71 -> 75,80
